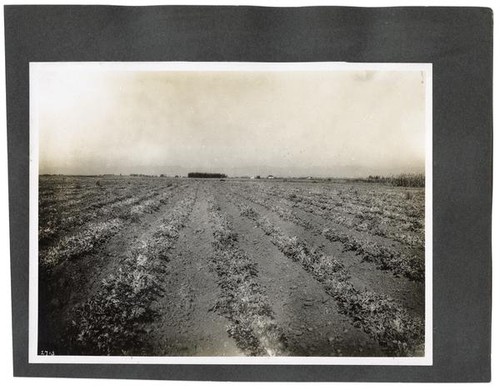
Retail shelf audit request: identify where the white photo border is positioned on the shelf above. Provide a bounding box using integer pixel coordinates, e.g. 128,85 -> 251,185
29,61 -> 433,366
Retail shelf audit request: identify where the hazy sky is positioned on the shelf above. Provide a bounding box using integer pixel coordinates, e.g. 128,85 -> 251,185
36,67 -> 427,177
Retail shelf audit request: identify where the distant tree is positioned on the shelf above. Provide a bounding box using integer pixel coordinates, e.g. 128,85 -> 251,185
187,172 -> 227,178
364,173 -> 424,187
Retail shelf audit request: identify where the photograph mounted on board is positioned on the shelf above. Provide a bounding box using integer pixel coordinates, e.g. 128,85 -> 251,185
30,62 -> 432,364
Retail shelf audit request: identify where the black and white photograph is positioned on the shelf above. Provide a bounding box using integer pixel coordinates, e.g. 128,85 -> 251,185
30,62 -> 432,364
3,2 -> 494,384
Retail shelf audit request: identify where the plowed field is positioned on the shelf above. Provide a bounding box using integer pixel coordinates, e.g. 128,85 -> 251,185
38,176 -> 425,357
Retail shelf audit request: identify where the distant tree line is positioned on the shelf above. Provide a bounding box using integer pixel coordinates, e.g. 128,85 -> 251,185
187,172 -> 227,178
365,173 -> 425,187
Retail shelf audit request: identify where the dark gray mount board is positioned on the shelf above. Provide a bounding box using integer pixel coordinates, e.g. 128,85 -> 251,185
4,5 -> 492,382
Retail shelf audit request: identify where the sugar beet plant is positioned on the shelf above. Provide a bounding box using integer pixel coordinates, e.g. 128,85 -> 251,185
322,228 -> 424,282
39,187 -> 179,272
237,202 -> 424,356
231,186 -> 424,283
67,190 -> 198,355
208,200 -> 286,356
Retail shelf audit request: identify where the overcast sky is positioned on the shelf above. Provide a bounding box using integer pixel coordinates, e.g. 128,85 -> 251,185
35,67 -> 426,177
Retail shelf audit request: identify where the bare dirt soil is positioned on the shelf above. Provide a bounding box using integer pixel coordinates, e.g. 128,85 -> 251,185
38,176 -> 425,357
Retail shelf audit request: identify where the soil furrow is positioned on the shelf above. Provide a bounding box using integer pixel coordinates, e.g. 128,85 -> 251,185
37,184 -> 194,354
148,186 -> 243,356
225,191 -> 424,356
213,185 -> 382,356
38,177 -> 426,358
207,190 -> 286,356
230,184 -> 425,282
63,185 -> 199,355
227,186 -> 424,318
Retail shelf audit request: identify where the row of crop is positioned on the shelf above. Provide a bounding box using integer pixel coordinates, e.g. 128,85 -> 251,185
271,182 -> 424,223
38,177 -> 98,199
208,200 -> 286,356
39,185 -> 186,270
38,177 -> 178,226
267,184 -> 424,248
322,228 -> 425,282
236,202 -> 424,356
40,219 -> 124,270
228,186 -> 424,283
335,188 -> 424,237
39,184 -> 179,247
39,177 -> 157,214
39,182 -> 140,226
40,185 -> 145,219
65,188 -> 198,355
231,182 -> 424,250
254,181 -> 423,229
306,199 -> 424,249
227,186 -> 312,230
39,181 -> 176,237
39,189 -> 146,239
